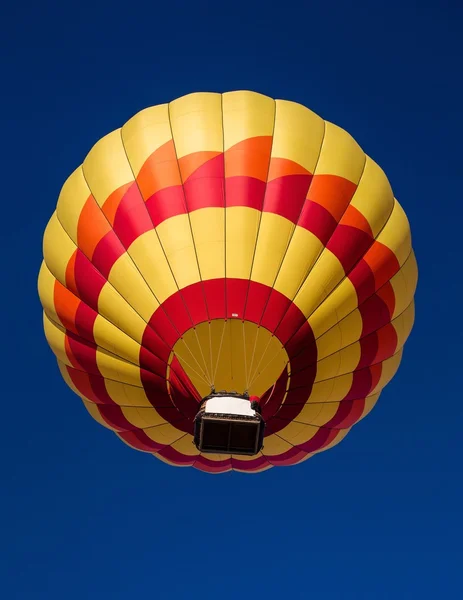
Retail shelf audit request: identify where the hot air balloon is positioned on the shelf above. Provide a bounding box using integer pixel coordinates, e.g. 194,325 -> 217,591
38,91 -> 417,473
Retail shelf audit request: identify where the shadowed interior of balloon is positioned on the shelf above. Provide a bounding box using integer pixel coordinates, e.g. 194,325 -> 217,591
168,319 -> 290,398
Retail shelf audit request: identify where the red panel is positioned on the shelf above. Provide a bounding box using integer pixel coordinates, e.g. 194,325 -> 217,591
349,259 -> 376,305
98,404 -> 139,432
344,368 -> 373,401
297,426 -> 336,453
169,356 -> 201,419
157,444 -> 197,466
376,280 -> 396,317
226,278 -> 248,319
118,429 -> 165,452
113,183 -> 154,248
141,279 -> 317,434
67,366 -> 112,405
74,250 -> 107,310
139,347 -> 166,378
324,398 -> 366,429
141,326 -> 172,363
148,308 -> 179,349
263,174 -> 312,223
91,231 -> 126,279
375,324 -> 398,363
370,363 -> 383,392
327,225 -> 373,272
180,282 -> 209,324
276,303 -> 311,347
243,281 -> 271,323
357,333 -> 379,370
161,293 -> 193,337
298,200 -> 338,245
74,302 -> 97,341
66,333 -> 98,374
202,279 -> 227,320
284,320 -> 317,362
225,176 -> 266,210
194,454 -> 232,473
183,154 -> 225,211
261,369 -> 289,420
230,455 -> 271,471
360,293 -> 392,337
89,374 -> 117,405
264,444 -> 308,466
145,185 -> 187,227
260,289 -> 290,333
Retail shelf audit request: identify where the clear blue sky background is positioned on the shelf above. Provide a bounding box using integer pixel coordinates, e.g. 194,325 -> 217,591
2,1 -> 462,598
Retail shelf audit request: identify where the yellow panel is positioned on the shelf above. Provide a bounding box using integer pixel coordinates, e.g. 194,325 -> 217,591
231,451 -> 265,462
252,213 -> 294,287
315,343 -> 361,382
200,452 -> 231,463
173,320 -> 289,397
117,432 -> 152,453
126,229 -> 178,303
43,213 -> 76,283
58,361 -> 80,396
43,314 -> 72,367
316,309 -> 363,359
371,350 -> 403,393
277,421 -> 319,446
274,226 -> 323,301
261,433 -> 294,456
309,277 -> 358,339
96,284 -> 148,343
171,435 -> 199,457
234,462 -> 273,473
120,406 -> 167,428
307,374 -> 353,403
296,402 -> 338,425
83,130 -> 134,204
225,207 -> 261,279
41,267 -> 146,374
222,91 -> 275,150
95,349 -> 142,386
56,167 -> 90,241
391,251 -> 418,318
272,100 -> 324,172
171,336 -> 213,394
169,92 -> 223,158
82,400 -> 114,430
315,121 -> 365,181
104,379 -> 153,407
143,424 -> 185,445
155,215 -> 201,292
349,157 -> 394,237
314,427 -> 350,453
93,315 -> 141,366
293,249 -> 345,318
105,254 -> 160,325
375,199 -> 411,264
392,302 -> 415,349
45,214 -> 160,344
358,392 -> 381,421
121,104 -> 172,175
189,208 -> 225,281
38,262 -> 57,319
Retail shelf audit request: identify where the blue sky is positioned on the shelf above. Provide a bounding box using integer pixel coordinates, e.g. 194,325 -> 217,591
2,1 -> 462,597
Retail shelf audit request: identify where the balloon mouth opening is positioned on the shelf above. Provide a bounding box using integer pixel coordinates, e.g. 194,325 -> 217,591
193,392 -> 265,456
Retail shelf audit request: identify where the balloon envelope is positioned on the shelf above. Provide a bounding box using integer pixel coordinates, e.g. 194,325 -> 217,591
38,91 -> 417,473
